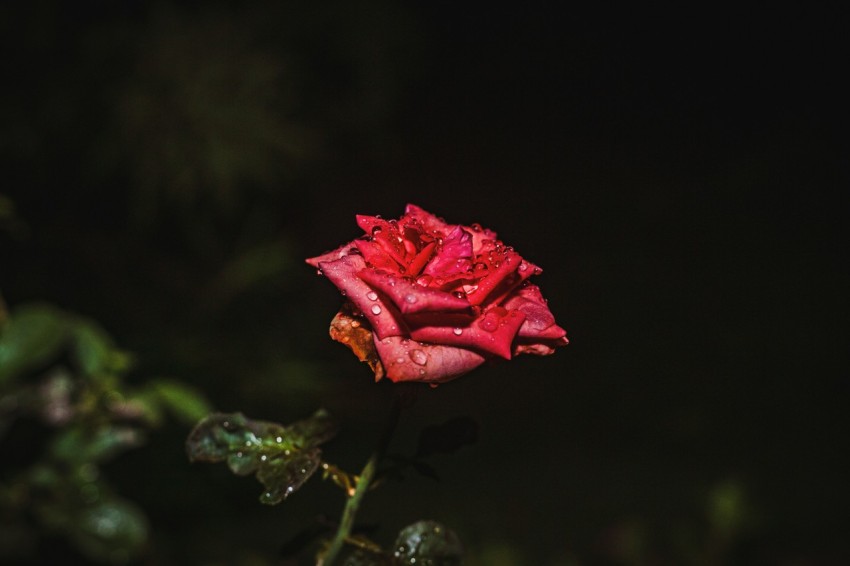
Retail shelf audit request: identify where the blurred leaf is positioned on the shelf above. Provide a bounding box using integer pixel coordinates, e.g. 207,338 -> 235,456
70,496 -> 149,564
392,521 -> 463,566
207,240 -> 293,304
50,426 -> 145,465
70,318 -> 131,378
708,479 -> 752,538
416,416 -> 478,458
140,378 -> 212,426
0,304 -> 67,387
186,410 -> 337,504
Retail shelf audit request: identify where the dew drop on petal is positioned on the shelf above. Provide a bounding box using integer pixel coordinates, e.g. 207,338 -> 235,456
478,315 -> 499,333
453,327 -> 463,336
366,291 -> 378,301
371,304 -> 382,315
404,293 -> 417,304
518,262 -> 528,271
408,349 -> 428,365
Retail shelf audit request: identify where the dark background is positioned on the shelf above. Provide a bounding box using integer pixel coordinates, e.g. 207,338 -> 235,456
2,2 -> 848,564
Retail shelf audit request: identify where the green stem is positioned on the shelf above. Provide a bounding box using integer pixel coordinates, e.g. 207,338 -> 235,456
319,396 -> 402,565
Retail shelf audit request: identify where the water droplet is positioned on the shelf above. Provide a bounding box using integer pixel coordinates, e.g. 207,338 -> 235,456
518,262 -> 528,271
478,315 -> 499,333
452,291 -> 465,299
409,349 -> 427,365
453,327 -> 463,335
418,369 -> 426,375
416,274 -> 433,286
405,293 -> 417,304
315,269 -> 323,276
372,226 -> 383,234
366,291 -> 378,301
260,454 -> 268,462
429,383 -> 439,389
396,357 -> 405,364
371,304 -> 382,315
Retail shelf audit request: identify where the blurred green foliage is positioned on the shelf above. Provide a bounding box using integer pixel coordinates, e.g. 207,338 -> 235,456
0,300 -> 210,564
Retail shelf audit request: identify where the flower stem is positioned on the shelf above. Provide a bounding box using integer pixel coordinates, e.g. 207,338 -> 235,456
319,396 -> 402,565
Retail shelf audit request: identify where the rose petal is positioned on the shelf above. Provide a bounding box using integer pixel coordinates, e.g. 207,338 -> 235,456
402,204 -> 453,235
328,303 -> 385,381
374,335 -> 487,383
503,283 -> 568,341
513,336 -> 569,356
357,269 -> 471,315
423,226 -> 473,280
468,250 -> 523,306
408,307 -> 527,359
353,239 -> 403,272
305,240 -> 357,268
318,255 -> 407,339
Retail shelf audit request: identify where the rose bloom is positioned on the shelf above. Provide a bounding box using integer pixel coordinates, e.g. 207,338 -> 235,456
306,204 -> 568,384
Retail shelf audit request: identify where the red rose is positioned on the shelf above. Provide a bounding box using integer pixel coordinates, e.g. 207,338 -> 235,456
307,204 -> 568,384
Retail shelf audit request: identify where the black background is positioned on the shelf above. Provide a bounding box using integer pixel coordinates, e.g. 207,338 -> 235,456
2,2 -> 848,564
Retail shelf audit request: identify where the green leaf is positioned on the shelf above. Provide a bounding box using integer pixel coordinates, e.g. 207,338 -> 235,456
0,304 -> 68,386
392,521 -> 463,566
186,410 -> 337,504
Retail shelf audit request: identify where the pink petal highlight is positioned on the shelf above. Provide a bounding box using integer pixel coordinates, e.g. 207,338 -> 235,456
318,255 -> 407,339
374,335 -> 487,383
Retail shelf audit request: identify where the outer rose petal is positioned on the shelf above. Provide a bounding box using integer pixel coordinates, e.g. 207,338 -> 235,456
318,255 -> 407,339
503,283 -> 569,342
357,269 -> 470,314
374,336 -> 486,384
408,307 -> 526,359
306,240 -> 358,268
